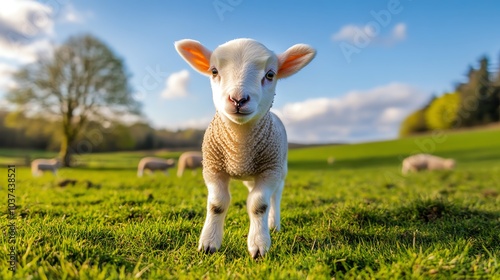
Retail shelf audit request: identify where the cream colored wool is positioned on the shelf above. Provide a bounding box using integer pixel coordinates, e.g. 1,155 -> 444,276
177,151 -> 203,177
402,153 -> 455,174
202,111 -> 286,179
137,157 -> 175,177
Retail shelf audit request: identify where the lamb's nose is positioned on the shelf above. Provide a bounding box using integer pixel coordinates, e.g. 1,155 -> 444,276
229,96 -> 249,108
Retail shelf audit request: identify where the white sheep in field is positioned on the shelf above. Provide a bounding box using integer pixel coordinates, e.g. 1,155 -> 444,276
175,38 -> 315,258
177,151 -> 203,177
401,154 -> 456,175
137,157 -> 176,177
327,156 -> 336,165
31,158 -> 61,177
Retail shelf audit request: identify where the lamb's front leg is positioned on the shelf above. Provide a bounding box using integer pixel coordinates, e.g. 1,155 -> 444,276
246,176 -> 280,259
268,180 -> 284,231
198,173 -> 230,254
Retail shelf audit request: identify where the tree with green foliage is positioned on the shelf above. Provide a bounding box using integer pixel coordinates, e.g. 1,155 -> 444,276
4,111 -> 60,150
6,34 -> 140,166
456,56 -> 499,126
399,109 -> 428,137
399,95 -> 436,137
425,92 -> 461,130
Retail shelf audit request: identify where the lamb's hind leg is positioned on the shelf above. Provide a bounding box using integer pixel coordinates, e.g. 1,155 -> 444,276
198,173 -> 230,254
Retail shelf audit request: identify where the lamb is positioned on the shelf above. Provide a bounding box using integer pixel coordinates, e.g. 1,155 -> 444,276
137,157 -> 176,177
401,154 -> 456,174
175,38 -> 315,258
31,158 -> 61,177
177,151 -> 203,177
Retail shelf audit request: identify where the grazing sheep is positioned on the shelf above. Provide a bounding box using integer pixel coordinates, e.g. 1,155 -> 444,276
177,151 -> 203,177
137,157 -> 176,177
175,38 -> 315,258
327,156 -> 336,165
31,158 -> 61,177
402,154 -> 456,174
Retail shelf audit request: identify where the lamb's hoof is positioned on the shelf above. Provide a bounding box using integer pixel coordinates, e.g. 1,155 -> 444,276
249,247 -> 267,260
198,244 -> 217,254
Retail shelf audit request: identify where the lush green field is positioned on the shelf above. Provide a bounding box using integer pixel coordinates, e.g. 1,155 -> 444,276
1,128 -> 499,279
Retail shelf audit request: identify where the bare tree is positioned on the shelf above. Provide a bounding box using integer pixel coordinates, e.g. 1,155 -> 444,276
6,34 -> 140,166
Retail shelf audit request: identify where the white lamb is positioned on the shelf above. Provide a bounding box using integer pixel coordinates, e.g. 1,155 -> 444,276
31,158 -> 61,177
137,157 -> 176,177
401,154 -> 456,175
177,151 -> 203,177
175,38 -> 315,258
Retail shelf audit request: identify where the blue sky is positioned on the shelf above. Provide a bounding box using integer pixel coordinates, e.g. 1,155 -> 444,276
1,0 -> 500,143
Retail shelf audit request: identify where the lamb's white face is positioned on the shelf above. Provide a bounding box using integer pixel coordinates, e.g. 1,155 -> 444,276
175,38 -> 316,125
210,40 -> 278,124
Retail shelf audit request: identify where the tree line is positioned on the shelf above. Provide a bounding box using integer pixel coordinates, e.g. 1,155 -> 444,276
400,55 -> 500,136
0,109 -> 205,152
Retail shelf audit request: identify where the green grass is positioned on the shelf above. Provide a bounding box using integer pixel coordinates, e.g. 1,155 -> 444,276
1,128 -> 499,279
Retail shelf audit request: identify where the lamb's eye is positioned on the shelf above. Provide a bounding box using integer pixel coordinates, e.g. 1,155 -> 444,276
265,70 -> 275,81
211,67 -> 218,77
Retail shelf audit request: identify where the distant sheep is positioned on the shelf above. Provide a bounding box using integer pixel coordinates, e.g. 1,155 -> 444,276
175,38 -> 315,258
137,157 -> 176,177
402,154 -> 456,174
177,151 -> 203,177
327,156 -> 336,165
31,158 -> 61,177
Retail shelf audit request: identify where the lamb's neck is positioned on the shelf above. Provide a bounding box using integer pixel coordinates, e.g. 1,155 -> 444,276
205,111 -> 279,178
216,112 -> 272,142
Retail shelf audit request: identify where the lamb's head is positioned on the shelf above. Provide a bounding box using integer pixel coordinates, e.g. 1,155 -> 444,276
166,159 -> 175,167
175,38 -> 316,125
445,159 -> 456,169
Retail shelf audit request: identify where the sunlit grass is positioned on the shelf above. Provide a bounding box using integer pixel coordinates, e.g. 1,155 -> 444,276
1,128 -> 499,278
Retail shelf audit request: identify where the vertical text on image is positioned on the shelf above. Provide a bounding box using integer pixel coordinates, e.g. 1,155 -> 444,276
7,165 -> 17,272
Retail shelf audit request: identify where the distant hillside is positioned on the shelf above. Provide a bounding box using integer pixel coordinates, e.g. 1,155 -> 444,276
288,127 -> 500,171
288,142 -> 346,149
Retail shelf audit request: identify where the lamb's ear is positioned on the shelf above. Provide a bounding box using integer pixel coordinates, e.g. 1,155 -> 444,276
277,44 -> 316,79
175,39 -> 212,76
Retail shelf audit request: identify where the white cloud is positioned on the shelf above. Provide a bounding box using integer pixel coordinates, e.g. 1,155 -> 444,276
0,98 -> 9,111
63,7 -> 81,23
61,4 -> 90,23
0,0 -> 55,63
273,83 -> 430,143
0,38 -> 52,63
332,22 -> 407,47
332,24 -> 367,43
153,114 -> 212,132
0,63 -> 16,90
391,23 -> 406,41
180,117 -> 212,129
161,70 -> 190,99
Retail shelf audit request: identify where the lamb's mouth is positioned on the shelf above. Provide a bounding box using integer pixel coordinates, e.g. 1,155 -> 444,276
233,109 -> 253,115
234,111 -> 251,115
